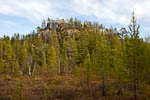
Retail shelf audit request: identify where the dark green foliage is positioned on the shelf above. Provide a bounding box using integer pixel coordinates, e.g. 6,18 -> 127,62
0,15 -> 149,99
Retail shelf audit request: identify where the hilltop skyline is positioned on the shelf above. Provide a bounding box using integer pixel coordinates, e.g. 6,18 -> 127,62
0,0 -> 150,37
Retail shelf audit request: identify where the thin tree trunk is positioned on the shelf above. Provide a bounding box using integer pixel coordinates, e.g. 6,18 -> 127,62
118,34 -> 124,96
28,56 -> 32,76
32,62 -> 36,76
102,48 -> 105,96
80,64 -> 83,86
133,41 -> 136,100
58,57 -> 61,73
29,65 -> 31,76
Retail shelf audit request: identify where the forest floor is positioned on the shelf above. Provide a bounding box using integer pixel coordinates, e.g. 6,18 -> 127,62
0,74 -> 148,100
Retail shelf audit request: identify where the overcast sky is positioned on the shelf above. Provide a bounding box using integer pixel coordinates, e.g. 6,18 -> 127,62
0,0 -> 150,37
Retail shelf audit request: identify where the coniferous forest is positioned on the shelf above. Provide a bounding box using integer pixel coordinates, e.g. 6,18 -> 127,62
0,13 -> 150,100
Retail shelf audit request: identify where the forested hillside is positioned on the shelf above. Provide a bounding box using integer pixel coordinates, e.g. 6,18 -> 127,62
0,13 -> 150,100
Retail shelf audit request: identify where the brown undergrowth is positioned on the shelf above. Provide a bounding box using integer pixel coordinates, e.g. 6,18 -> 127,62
0,74 -> 149,100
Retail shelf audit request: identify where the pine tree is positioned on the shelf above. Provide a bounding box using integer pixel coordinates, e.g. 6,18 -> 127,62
128,12 -> 140,100
76,30 -> 89,65
97,33 -> 109,96
60,38 -> 68,73
49,30 -> 60,73
0,41 -> 5,74
13,60 -> 20,76
69,18 -> 74,29
74,18 -> 78,29
66,37 -> 77,73
46,46 -> 57,75
83,51 -> 91,87
42,52 -> 47,74
19,40 -> 28,74
34,36 -> 44,75
0,59 -> 6,74
3,37 -> 14,74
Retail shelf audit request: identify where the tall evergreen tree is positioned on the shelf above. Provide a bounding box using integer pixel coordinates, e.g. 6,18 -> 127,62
128,12 -> 140,100
83,51 -> 91,87
97,33 -> 109,96
46,46 -> 57,75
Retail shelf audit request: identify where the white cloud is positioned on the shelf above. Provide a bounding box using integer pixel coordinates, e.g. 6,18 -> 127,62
72,0 -> 150,25
133,0 -> 150,18
0,0 -> 150,25
0,0 -> 54,23
71,0 -> 132,24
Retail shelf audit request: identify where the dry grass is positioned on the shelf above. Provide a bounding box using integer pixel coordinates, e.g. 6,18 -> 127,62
0,74 -> 149,100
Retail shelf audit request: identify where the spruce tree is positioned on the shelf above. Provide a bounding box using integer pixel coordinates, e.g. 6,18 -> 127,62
128,12 -> 140,100
97,33 -> 109,96
13,60 -> 20,76
66,37 -> 77,73
83,51 -> 91,87
46,46 -> 57,75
